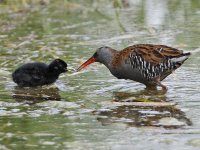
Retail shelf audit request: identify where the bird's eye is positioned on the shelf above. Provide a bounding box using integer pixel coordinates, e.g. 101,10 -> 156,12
93,52 -> 98,58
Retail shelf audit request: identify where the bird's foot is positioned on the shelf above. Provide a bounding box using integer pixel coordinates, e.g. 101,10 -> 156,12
155,77 -> 168,92
160,84 -> 168,92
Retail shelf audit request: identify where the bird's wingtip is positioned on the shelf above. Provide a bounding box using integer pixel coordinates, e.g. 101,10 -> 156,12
184,52 -> 191,56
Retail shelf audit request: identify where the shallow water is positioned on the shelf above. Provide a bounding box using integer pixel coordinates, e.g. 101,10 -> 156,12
0,0 -> 200,149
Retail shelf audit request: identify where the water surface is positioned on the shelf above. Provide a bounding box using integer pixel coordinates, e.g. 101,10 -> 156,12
0,0 -> 200,149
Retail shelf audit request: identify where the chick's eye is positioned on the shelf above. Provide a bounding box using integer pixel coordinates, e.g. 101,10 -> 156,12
54,66 -> 58,70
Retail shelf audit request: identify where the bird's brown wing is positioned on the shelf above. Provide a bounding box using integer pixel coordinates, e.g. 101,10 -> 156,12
113,44 -> 183,67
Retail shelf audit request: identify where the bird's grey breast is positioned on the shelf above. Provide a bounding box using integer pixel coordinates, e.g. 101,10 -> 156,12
110,61 -> 148,83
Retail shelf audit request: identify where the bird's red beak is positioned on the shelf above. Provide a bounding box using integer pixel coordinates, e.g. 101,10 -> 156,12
77,57 -> 96,71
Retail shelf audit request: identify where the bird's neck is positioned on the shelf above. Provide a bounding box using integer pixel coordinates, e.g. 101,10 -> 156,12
101,49 -> 118,69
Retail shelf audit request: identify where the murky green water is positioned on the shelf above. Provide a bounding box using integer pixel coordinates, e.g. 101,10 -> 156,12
0,0 -> 200,149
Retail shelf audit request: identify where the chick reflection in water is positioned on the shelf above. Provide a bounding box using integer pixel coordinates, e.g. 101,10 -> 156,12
12,86 -> 61,104
95,91 -> 192,128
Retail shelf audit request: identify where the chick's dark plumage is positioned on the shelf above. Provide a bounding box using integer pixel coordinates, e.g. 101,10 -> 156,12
12,59 -> 67,87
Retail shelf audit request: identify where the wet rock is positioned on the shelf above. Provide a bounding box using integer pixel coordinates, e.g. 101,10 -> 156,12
0,144 -> 10,150
0,102 -> 21,107
156,117 -> 186,127
33,133 -> 56,137
36,101 -> 80,109
187,139 -> 200,147
40,141 -> 55,146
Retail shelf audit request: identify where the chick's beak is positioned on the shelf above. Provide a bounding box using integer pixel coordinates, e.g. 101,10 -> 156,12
77,57 -> 96,71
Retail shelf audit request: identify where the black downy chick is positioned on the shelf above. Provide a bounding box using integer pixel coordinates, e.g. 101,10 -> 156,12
12,59 -> 67,87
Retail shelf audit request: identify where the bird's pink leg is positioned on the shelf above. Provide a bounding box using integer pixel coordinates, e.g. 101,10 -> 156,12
156,77 -> 168,91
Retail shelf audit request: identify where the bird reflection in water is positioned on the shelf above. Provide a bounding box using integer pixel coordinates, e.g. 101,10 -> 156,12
112,89 -> 167,102
95,90 -> 192,129
12,86 -> 61,104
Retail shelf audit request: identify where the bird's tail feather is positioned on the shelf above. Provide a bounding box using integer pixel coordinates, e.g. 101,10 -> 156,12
171,52 -> 191,63
170,52 -> 191,69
